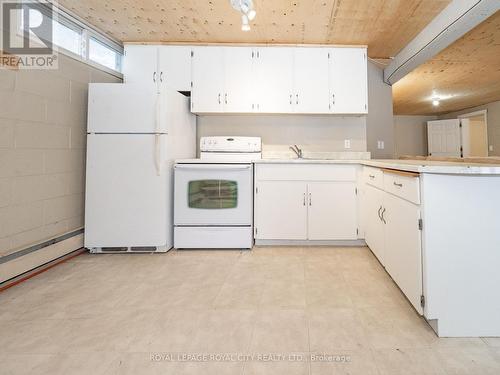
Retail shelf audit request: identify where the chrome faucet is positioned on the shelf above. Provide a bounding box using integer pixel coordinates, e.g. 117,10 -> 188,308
289,145 -> 303,159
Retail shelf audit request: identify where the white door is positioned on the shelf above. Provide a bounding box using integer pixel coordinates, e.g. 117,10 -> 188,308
223,47 -> 256,113
158,46 -> 192,92
85,134 -> 169,248
123,45 -> 159,88
255,181 -> 307,240
294,48 -> 331,114
427,119 -> 462,157
255,47 -> 294,113
88,84 -> 163,133
174,164 -> 253,225
329,48 -> 368,114
383,193 -> 423,314
364,185 -> 385,264
307,182 -> 358,240
191,47 -> 225,113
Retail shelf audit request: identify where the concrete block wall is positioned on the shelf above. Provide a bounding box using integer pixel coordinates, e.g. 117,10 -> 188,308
0,55 -> 121,257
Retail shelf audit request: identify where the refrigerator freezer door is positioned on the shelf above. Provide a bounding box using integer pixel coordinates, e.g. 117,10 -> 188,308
85,134 -> 171,248
88,83 -> 166,134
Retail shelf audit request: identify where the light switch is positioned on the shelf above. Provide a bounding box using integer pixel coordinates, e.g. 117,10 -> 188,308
344,140 -> 351,149
377,141 -> 385,150
489,145 -> 494,152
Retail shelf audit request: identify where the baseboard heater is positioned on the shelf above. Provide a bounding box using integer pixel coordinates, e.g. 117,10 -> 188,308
0,229 -> 84,284
89,246 -> 164,254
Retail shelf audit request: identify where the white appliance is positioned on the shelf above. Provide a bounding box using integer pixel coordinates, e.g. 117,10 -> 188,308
85,84 -> 196,253
174,136 -> 262,249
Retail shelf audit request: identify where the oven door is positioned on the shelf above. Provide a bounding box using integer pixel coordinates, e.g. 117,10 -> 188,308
174,164 -> 253,226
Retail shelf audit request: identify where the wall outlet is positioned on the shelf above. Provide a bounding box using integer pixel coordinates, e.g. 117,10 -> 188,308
377,141 -> 385,150
344,139 -> 351,149
489,145 -> 494,152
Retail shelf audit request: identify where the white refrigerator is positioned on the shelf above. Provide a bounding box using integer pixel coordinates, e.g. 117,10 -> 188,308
85,84 -> 196,252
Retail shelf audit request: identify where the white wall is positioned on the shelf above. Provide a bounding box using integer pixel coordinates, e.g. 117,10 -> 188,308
394,115 -> 437,157
366,62 -> 394,158
198,61 -> 394,157
0,54 -> 121,257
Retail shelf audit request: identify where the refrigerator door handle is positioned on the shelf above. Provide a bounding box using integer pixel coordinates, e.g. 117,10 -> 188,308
154,134 -> 162,176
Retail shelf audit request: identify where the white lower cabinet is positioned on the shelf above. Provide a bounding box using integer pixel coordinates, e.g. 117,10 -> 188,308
383,193 -> 423,314
254,165 -> 358,241
307,182 -> 357,240
255,181 -> 308,240
363,167 -> 423,314
364,184 -> 385,263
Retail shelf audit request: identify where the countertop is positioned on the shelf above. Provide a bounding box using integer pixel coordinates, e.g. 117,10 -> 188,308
255,158 -> 500,175
176,158 -> 500,175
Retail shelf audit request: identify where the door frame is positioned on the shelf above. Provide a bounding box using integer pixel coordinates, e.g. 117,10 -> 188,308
457,109 -> 489,157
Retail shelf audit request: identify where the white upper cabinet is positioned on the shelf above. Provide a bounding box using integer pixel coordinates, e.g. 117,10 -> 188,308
223,47 -> 256,113
255,47 -> 295,114
294,48 -> 331,114
123,45 -> 159,86
123,45 -> 192,92
329,47 -> 368,114
158,46 -> 192,92
191,47 -> 225,113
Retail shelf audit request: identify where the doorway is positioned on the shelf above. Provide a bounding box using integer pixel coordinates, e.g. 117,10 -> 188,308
459,110 -> 489,157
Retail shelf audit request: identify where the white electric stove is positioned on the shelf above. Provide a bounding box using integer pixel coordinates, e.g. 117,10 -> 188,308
173,137 -> 262,249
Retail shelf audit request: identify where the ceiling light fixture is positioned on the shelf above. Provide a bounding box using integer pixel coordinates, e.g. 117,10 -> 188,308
231,0 -> 256,31
432,99 -> 440,107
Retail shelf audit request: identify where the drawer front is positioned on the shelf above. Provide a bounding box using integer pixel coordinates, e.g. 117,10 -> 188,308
363,166 -> 384,189
256,164 -> 358,182
383,171 -> 420,205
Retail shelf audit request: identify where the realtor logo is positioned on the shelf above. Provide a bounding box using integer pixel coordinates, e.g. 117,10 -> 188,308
1,0 -> 58,69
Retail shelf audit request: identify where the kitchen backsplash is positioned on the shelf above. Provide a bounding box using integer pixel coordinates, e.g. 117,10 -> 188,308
196,114 -> 367,155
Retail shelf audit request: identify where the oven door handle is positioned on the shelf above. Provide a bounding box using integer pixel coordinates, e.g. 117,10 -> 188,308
174,165 -> 252,171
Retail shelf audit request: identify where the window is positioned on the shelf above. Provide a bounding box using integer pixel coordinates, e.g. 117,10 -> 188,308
53,21 -> 82,55
18,3 -> 123,74
89,37 -> 121,72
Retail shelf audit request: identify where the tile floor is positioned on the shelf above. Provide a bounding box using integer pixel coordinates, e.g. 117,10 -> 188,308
1,246 -> 500,374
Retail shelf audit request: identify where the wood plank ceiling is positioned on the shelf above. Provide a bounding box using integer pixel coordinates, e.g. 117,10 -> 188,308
58,0 -> 450,59
393,10 -> 500,115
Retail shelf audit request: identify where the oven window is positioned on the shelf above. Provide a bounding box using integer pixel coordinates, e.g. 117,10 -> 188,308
188,180 -> 238,209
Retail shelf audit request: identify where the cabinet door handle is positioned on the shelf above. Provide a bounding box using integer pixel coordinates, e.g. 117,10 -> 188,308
153,72 -> 157,83
332,94 -> 335,105
393,182 -> 403,188
289,94 -> 293,105
303,193 -> 306,206
296,94 -> 299,105
378,206 -> 382,221
160,72 -> 164,82
218,93 -> 221,104
224,93 -> 228,105
381,208 -> 386,224
309,192 -> 312,206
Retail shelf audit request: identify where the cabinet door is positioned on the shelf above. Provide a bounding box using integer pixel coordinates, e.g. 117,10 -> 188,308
307,182 -> 358,240
294,48 -> 331,114
191,47 -> 225,113
123,45 -> 158,88
158,46 -> 192,92
364,185 -> 385,264
223,47 -> 256,113
255,47 -> 294,113
427,119 -> 462,157
255,181 -> 307,240
329,48 -> 368,114
384,193 -> 423,314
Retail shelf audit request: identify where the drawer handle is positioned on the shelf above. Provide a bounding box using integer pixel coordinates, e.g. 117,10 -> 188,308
303,193 -> 306,206
369,175 -> 375,179
393,182 -> 403,188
